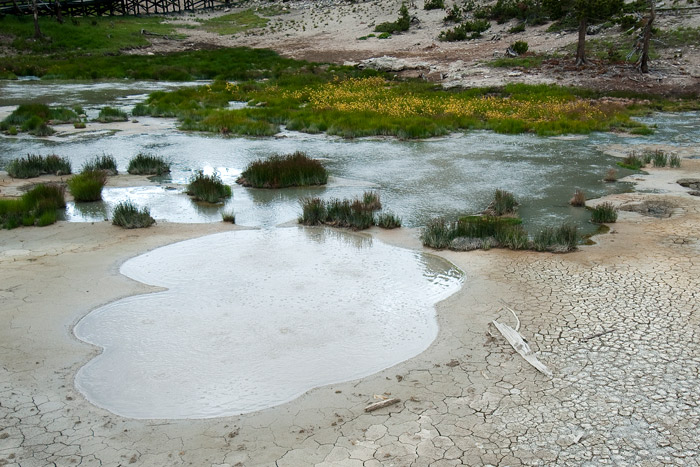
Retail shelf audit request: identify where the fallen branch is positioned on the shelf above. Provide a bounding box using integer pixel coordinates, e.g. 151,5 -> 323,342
493,304 -> 552,377
364,397 -> 401,412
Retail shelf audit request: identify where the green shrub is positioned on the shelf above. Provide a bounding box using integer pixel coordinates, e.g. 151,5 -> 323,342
424,0 -> 445,10
186,171 -> 232,203
67,170 -> 107,202
96,106 -> 128,123
444,4 -> 464,22
376,212 -> 402,229
509,23 -> 526,33
7,126 -> 18,135
669,154 -> 681,168
83,154 -> 118,175
127,153 -> 171,175
5,154 -> 71,178
74,121 -> 86,129
375,3 -> 411,33
238,151 -> 328,188
439,19 -> 491,41
485,189 -> 518,216
112,201 -> 156,228
511,41 -> 529,55
591,202 -> 618,223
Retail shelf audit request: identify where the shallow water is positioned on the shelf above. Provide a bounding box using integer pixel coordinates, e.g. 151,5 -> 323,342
3,81 -> 699,232
74,227 -> 463,419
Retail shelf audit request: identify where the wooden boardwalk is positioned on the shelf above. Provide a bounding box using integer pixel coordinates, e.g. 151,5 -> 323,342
0,0 -> 225,17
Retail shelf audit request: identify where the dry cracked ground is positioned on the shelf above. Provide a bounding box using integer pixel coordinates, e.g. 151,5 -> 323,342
1,160 -> 700,466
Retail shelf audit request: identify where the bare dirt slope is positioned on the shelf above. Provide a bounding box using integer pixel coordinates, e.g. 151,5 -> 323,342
142,0 -> 700,95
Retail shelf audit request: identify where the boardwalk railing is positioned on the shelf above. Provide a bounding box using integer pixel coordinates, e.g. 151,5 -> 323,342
1,0 -> 226,17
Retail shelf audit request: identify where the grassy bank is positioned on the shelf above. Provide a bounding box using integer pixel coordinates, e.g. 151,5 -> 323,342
135,78 -> 662,138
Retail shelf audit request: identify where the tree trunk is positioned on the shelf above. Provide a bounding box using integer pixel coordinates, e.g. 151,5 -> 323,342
639,0 -> 655,73
32,0 -> 42,39
55,0 -> 64,24
575,16 -> 588,66
10,0 -> 21,14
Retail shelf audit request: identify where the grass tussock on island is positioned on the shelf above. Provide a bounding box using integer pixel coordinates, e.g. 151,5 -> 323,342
0,184 -> 66,229
186,171 -> 232,203
299,191 -> 399,231
82,154 -> 118,175
112,201 -> 156,229
0,104 -> 80,136
127,154 -> 171,176
67,170 -> 107,202
237,151 -> 328,188
5,154 -> 72,178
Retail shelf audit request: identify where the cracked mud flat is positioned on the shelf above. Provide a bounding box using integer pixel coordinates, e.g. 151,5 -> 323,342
1,159 -> 699,466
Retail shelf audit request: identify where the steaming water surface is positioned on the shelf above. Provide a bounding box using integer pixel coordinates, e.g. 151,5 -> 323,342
74,228 -> 463,419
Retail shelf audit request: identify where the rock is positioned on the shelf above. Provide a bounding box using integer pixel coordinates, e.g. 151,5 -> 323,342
677,178 -> 700,189
358,56 -> 428,72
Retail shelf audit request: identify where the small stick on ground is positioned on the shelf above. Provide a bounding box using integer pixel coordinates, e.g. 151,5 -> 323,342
582,328 -> 614,342
364,398 -> 401,412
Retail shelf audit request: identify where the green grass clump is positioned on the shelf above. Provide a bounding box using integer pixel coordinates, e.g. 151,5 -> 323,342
186,171 -> 232,203
0,183 -> 65,229
96,107 -> 128,123
591,202 -> 618,223
489,55 -> 545,68
238,151 -> 328,188
485,189 -> 518,216
221,210 -> 236,223
127,153 -> 171,175
532,224 -> 579,252
82,154 -> 118,175
669,154 -> 681,168
67,170 -> 107,202
299,197 -> 326,226
422,214 -> 578,252
298,192 -> 383,230
652,150 -> 668,167
112,201 -> 156,229
5,154 -> 72,178
376,212 -> 402,229
617,152 -> 644,170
